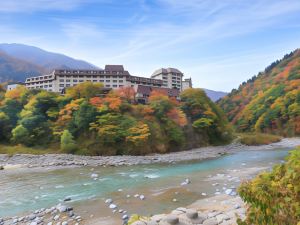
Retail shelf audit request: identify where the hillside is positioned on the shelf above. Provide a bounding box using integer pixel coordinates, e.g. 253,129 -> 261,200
218,49 -> 300,136
0,50 -> 45,82
203,88 -> 227,101
0,43 -> 98,82
0,84 -> 232,155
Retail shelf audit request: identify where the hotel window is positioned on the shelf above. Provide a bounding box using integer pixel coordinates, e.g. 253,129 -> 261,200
119,80 -> 123,83
73,80 -> 78,82
49,85 -> 52,87
100,80 -> 104,82
66,79 -> 70,82
79,80 -> 84,82
44,85 -> 48,88
93,80 -> 97,82
113,80 -> 118,83
86,80 -> 91,82
59,79 -> 64,82
105,76 -> 110,78
113,85 -> 118,88
106,85 -> 110,87
119,85 -> 124,87
66,84 -> 70,87
59,84 -> 64,87
93,75 -> 97,78
106,80 -> 110,82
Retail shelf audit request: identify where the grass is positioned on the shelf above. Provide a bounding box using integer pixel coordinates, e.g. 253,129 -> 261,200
238,133 -> 282,146
0,144 -> 61,156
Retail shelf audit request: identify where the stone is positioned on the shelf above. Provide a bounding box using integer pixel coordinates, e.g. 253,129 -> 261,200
122,215 -> 129,220
203,217 -> 218,225
185,210 -> 206,224
47,223 -> 53,225
62,222 -> 68,225
29,214 -> 36,220
216,214 -> 230,223
56,204 -> 67,212
131,222 -> 146,225
105,198 -> 113,204
164,215 -> 179,224
90,173 -> 98,178
53,215 -> 60,221
109,204 -> 117,209
139,195 -> 145,200
64,197 -> 71,202
225,189 -> 233,195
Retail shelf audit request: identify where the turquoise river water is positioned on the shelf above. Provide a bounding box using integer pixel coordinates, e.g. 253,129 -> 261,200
0,148 -> 292,219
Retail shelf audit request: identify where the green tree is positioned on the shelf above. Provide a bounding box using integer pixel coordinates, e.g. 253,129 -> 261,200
60,130 -> 77,153
11,125 -> 30,145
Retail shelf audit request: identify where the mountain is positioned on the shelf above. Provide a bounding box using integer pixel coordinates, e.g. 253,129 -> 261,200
0,43 -> 98,82
203,88 -> 228,101
218,49 -> 300,136
0,50 -> 45,82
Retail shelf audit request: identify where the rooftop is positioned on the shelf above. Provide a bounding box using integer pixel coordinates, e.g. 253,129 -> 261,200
151,68 -> 183,77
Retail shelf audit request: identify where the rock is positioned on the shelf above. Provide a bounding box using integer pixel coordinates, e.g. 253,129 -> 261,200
68,211 -> 74,217
62,222 -> 68,225
122,215 -> 129,220
234,204 -> 241,209
29,214 -> 36,220
64,197 -> 71,202
126,194 -> 131,198
105,198 -> 113,204
225,189 -> 233,195
203,217 -> 218,225
134,194 -> 140,198
172,198 -> 177,202
90,173 -> 98,178
53,215 -> 60,221
216,214 -> 230,223
201,192 -> 207,196
139,195 -> 145,200
164,215 -> 179,224
185,209 -> 206,224
0,165 -> 3,170
109,204 -> 117,209
56,204 -> 68,212
47,223 -> 53,225
180,178 -> 191,186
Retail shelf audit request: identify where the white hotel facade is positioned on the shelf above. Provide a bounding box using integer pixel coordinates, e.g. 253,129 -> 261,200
24,65 -> 192,93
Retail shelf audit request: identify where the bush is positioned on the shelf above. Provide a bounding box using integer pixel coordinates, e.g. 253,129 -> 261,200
238,148 -> 300,225
239,133 -> 282,146
60,130 -> 77,153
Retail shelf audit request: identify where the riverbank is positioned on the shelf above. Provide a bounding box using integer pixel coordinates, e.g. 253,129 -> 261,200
0,138 -> 299,170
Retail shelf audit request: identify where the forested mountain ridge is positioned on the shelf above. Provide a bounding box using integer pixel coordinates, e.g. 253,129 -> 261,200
218,49 -> 300,136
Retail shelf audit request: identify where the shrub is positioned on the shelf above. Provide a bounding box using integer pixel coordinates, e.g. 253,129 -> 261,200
239,133 -> 282,146
238,148 -> 300,225
60,130 -> 77,153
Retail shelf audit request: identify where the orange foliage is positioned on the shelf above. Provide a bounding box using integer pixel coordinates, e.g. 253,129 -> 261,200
116,86 -> 136,102
89,97 -> 103,107
5,85 -> 27,99
167,108 -> 187,127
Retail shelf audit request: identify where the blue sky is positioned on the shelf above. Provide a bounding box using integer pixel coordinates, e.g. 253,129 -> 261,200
0,0 -> 300,91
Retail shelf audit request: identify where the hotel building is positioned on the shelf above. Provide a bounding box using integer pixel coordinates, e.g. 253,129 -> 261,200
25,65 -> 163,93
150,68 -> 184,90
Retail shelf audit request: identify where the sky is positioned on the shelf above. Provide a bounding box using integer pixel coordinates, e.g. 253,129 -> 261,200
0,0 -> 300,92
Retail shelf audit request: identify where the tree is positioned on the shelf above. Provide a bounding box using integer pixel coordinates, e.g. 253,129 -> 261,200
60,130 -> 77,153
65,82 -> 104,99
238,148 -> 300,225
11,125 -> 30,145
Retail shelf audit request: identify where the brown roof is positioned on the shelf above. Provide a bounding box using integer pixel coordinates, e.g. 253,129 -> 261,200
104,65 -> 124,72
136,85 -> 180,97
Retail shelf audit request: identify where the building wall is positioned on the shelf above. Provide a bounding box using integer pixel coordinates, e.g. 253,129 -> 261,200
25,68 -> 163,93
